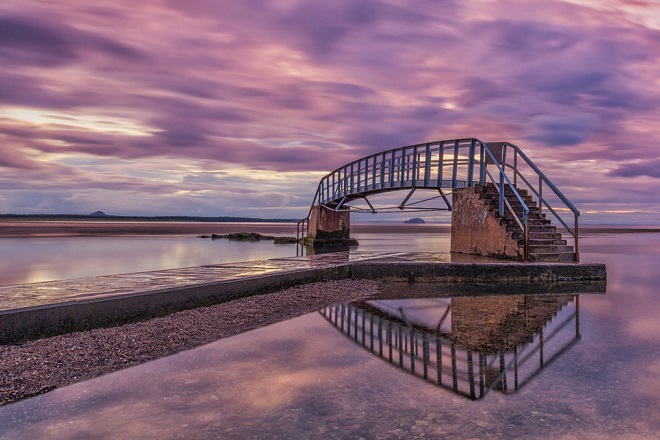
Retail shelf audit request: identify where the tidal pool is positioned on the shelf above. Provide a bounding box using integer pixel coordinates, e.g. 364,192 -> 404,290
0,232 -> 659,439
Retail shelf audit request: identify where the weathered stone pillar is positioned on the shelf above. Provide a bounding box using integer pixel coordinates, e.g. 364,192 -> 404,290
451,187 -> 523,260
306,205 -> 357,248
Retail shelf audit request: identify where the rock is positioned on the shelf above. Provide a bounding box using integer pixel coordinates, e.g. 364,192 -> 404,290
88,211 -> 107,217
203,232 -> 298,243
404,217 -> 425,224
273,236 -> 298,244
227,232 -> 274,241
312,238 -> 359,251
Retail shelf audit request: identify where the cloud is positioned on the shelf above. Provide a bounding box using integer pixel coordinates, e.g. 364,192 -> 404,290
0,15 -> 141,67
609,160 -> 660,179
0,0 -> 659,221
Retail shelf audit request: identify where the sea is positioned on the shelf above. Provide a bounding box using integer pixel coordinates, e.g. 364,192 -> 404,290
0,222 -> 451,286
0,222 -> 659,438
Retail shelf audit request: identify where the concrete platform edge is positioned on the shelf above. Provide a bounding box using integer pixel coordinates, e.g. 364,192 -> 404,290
1,264 -> 352,345
0,261 -> 606,345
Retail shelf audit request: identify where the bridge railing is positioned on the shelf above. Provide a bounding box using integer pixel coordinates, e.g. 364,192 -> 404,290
316,138 -> 484,206
298,138 -> 578,261
496,142 -> 580,261
320,295 -> 580,399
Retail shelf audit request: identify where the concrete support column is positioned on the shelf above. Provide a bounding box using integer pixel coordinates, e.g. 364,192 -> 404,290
451,187 -> 523,260
307,205 -> 350,241
306,205 -> 357,250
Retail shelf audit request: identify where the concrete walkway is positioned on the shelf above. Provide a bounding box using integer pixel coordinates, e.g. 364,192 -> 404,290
0,252 -> 605,344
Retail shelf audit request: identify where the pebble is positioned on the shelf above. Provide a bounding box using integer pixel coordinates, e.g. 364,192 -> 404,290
0,279 -> 380,405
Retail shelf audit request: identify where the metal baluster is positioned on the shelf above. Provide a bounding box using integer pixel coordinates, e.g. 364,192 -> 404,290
452,140 -> 459,189
412,144 -> 418,186
422,334 -> 429,380
436,339 -> 443,385
468,350 -> 475,399
410,331 -> 416,373
451,343 -> 458,391
467,138 -> 475,186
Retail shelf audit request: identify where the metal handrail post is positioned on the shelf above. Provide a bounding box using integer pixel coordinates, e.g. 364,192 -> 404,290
350,162 -> 355,194
513,150 -> 518,187
538,175 -> 543,216
524,213 -> 529,261
400,147 -> 406,186
467,138 -> 475,186
424,143 -> 431,186
412,145 -> 418,186
479,143 -> 486,185
499,171 -> 505,216
452,140 -> 459,188
574,214 -> 580,262
437,142 -> 444,186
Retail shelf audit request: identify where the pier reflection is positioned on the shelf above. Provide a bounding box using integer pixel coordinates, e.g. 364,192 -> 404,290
321,293 -> 581,400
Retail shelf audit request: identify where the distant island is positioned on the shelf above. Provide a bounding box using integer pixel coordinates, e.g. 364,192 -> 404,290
404,217 -> 425,224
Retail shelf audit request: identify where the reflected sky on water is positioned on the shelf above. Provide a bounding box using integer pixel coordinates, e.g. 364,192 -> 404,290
0,222 -> 451,286
0,232 -> 659,438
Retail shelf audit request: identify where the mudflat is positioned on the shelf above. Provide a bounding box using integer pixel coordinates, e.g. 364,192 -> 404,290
0,220 -> 454,238
0,220 -> 298,237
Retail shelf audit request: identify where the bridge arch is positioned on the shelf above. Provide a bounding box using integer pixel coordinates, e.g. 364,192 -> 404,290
298,138 -> 580,261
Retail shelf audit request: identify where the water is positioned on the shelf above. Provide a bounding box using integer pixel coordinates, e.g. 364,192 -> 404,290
0,235 -> 298,286
0,222 -> 451,286
1,227 -> 659,438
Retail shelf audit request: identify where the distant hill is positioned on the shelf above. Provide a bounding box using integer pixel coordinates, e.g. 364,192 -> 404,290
404,217 -> 426,224
0,213 -> 298,223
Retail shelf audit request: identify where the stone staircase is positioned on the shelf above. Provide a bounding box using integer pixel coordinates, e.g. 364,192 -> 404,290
476,184 -> 576,262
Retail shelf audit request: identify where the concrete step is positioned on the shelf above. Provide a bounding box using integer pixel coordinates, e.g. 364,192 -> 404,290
529,238 -> 567,246
529,252 -> 577,263
508,225 -> 558,237
528,224 -> 556,232
528,231 -> 563,240
503,215 -> 551,225
529,244 -> 575,253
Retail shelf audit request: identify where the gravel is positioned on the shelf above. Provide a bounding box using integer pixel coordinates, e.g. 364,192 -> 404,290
0,279 -> 380,406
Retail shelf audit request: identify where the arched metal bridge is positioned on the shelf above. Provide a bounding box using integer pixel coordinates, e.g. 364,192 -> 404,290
298,138 -> 580,261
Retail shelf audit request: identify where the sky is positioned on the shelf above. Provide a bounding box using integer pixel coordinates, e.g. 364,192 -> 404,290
1,0 -> 659,224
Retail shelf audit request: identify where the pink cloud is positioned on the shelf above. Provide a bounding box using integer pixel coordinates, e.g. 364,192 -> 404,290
0,0 -> 659,220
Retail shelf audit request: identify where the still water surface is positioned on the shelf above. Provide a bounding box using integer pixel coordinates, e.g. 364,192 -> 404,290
0,227 -> 659,438
0,222 -> 451,286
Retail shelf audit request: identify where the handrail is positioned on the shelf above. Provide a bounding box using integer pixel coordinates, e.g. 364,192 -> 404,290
297,137 -> 578,262
498,142 -> 579,261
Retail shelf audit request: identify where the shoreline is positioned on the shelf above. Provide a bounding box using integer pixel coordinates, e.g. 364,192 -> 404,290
1,220 -> 658,238
0,279 -> 380,406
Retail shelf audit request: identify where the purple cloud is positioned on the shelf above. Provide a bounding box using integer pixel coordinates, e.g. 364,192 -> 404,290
0,15 -> 141,67
0,1 -> 659,222
609,161 -> 660,179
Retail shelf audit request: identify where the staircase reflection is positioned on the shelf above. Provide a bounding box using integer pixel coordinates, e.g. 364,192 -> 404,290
320,294 -> 581,400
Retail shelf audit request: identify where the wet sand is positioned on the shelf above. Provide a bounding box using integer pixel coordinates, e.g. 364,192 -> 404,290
0,279 -> 380,406
0,220 -> 299,237
1,219 -> 657,238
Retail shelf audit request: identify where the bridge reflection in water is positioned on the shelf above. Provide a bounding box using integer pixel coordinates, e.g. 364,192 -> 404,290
320,294 -> 580,400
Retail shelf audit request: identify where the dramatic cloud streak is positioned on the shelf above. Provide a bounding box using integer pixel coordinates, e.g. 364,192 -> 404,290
1,0 -> 659,223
